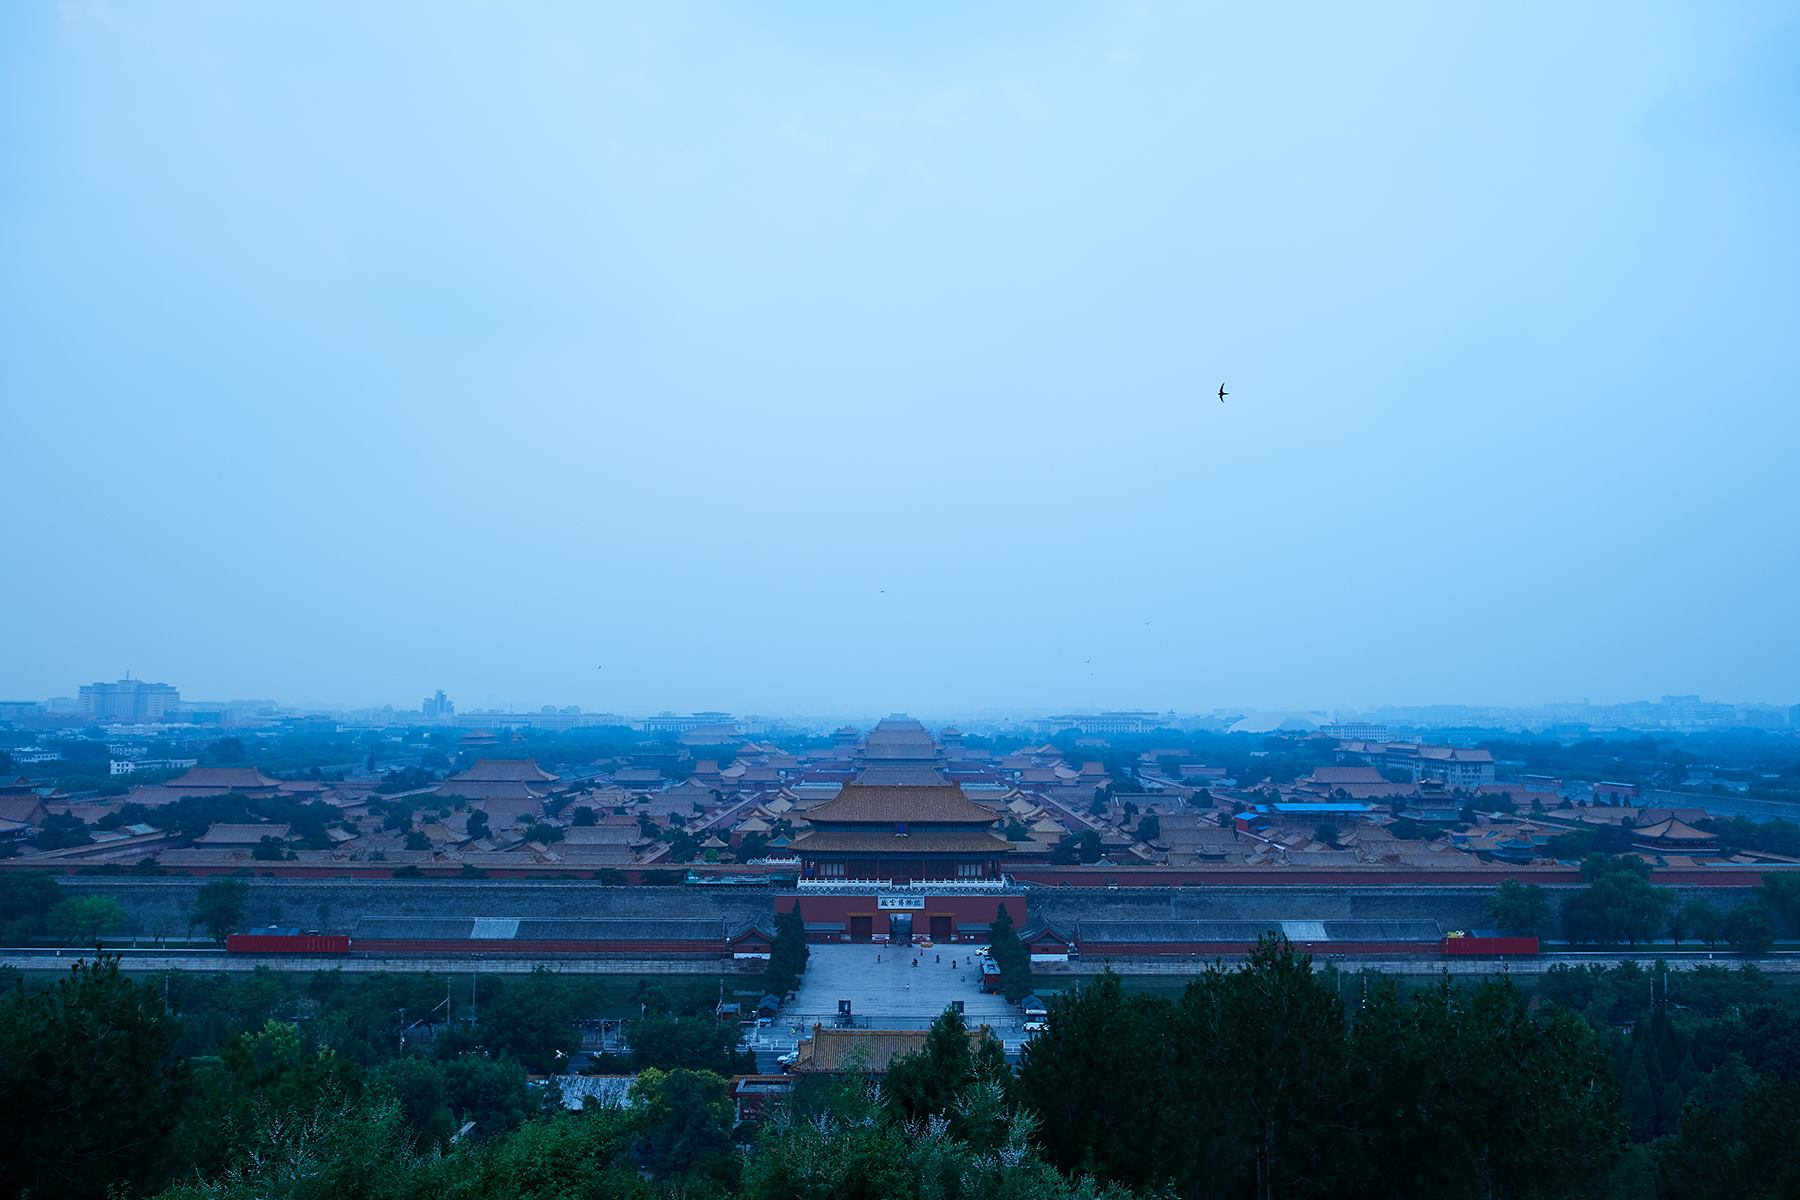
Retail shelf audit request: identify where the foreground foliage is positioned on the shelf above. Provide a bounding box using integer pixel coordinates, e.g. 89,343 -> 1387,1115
6,938 -> 1800,1199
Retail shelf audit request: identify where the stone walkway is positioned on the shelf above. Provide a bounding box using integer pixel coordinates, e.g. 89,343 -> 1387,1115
783,942 -> 1020,1031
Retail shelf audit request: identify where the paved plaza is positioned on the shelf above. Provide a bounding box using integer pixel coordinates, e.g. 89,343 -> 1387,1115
783,942 -> 1020,1031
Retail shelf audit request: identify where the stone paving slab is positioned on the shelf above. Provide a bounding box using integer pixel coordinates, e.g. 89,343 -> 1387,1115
787,942 -> 1019,1028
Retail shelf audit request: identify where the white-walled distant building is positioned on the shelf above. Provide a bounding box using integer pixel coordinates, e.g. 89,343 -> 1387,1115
1321,721 -> 1388,742
1028,712 -> 1166,736
78,678 -> 180,723
640,711 -> 741,735
110,757 -> 200,776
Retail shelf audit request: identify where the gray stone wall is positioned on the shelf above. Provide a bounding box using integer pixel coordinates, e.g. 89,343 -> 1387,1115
1026,882 -> 1762,938
60,878 -> 776,939
57,876 -> 1766,945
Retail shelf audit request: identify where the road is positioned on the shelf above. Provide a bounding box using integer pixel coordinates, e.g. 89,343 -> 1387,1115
1034,950 -> 1800,978
7,945 -> 1795,980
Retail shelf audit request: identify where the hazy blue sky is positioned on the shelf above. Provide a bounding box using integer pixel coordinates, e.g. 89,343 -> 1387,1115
3,2 -> 1796,716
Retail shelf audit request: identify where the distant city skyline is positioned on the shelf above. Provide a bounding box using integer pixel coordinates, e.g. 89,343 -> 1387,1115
5,678 -> 1794,732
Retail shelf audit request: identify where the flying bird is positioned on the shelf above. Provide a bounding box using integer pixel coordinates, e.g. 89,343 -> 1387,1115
1218,383 -> 1228,402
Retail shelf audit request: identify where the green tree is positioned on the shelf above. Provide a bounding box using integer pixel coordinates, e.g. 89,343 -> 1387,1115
1171,935 -> 1350,1199
1581,852 -> 1650,882
156,1093 -> 451,1200
1483,878 -> 1550,937
883,1005 -> 1010,1127
1658,1078 -> 1800,1200
1137,813 -> 1161,841
987,904 -> 1034,1003
1348,975 -> 1621,1197
0,871 -> 63,943
1724,904 -> 1776,956
33,812 -> 94,851
765,905 -> 809,998
169,1018 -> 359,1173
312,970 -> 453,1067
466,1106 -> 651,1199
1563,863 -> 1673,945
369,1053 -> 536,1149
192,878 -> 249,944
207,737 -> 246,763
476,967 -> 586,1073
1019,971 -> 1175,1189
631,1067 -> 737,1184
0,956 -> 185,1199
627,1012 -> 751,1074
1685,897 -> 1726,949
465,809 -> 490,840
1667,903 -> 1694,946
46,895 -> 126,945
1760,873 -> 1800,932
742,1102 -> 1134,1200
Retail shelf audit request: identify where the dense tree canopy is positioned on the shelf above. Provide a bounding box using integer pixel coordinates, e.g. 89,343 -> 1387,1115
0,871 -> 63,943
1,931 -> 1798,1200
882,1006 -> 1011,1129
1483,878 -> 1550,936
192,878 -> 249,943
987,904 -> 1035,1003
1562,858 -> 1674,946
1022,937 -> 1623,1200
46,894 -> 126,944
0,957 -> 186,1199
764,905 -> 809,999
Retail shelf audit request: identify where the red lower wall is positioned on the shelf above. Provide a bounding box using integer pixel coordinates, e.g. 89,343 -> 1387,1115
1078,940 -> 1443,958
776,894 -> 1025,941
347,938 -> 726,956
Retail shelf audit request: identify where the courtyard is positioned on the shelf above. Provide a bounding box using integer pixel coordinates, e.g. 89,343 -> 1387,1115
781,942 -> 1022,1033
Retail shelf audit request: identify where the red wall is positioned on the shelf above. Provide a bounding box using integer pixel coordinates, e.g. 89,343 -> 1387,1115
348,938 -> 726,956
1078,940 -> 1442,958
1441,936 -> 1540,956
1011,867 -> 1791,888
226,933 -> 350,954
776,893 -> 1025,940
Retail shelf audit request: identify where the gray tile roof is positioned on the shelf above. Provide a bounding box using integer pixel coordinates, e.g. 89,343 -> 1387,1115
351,916 -> 728,943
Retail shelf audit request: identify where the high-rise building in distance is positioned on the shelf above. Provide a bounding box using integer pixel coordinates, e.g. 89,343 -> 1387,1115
77,677 -> 179,722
